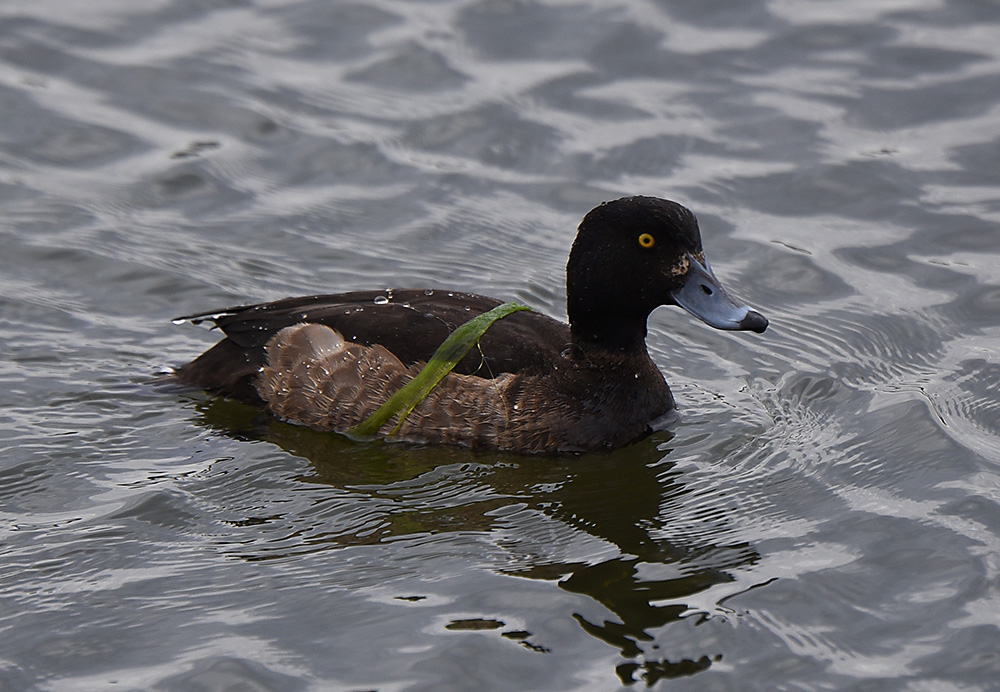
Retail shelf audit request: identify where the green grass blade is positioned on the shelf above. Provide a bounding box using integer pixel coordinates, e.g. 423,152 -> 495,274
347,302 -> 531,439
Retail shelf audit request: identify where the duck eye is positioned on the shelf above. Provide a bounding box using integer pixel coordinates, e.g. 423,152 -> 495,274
637,233 -> 655,249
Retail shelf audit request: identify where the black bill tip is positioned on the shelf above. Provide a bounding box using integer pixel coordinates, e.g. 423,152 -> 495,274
740,310 -> 769,334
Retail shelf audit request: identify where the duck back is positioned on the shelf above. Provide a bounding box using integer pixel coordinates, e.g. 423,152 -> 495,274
174,290 -> 570,405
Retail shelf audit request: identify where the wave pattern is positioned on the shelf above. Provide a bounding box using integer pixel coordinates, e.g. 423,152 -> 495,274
2,0 -> 1000,690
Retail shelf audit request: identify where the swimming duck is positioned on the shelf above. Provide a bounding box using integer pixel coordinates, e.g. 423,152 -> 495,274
172,196 -> 767,454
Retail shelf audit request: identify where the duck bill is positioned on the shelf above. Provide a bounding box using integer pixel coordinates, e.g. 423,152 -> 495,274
670,254 -> 768,333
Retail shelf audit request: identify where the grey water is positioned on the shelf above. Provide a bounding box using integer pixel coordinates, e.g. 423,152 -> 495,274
2,0 -> 1000,690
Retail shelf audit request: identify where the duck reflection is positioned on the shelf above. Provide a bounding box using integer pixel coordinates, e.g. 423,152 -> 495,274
192,397 -> 759,687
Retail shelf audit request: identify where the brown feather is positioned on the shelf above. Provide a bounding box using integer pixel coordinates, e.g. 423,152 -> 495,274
252,323 -> 671,454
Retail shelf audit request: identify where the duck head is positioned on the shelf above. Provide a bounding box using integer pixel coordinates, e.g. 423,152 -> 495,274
566,196 -> 768,350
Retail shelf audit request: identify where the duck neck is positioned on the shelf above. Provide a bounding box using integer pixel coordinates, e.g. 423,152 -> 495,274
569,310 -> 651,355
565,255 -> 655,354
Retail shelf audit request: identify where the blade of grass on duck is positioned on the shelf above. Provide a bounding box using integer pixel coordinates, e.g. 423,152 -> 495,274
347,302 -> 531,439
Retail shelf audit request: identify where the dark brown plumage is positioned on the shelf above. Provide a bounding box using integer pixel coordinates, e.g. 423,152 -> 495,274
171,196 -> 767,454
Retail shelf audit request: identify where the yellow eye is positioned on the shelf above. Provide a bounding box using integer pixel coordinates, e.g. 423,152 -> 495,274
638,233 -> 655,249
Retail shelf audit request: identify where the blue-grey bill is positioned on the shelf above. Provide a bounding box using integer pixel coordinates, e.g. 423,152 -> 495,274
670,255 -> 768,333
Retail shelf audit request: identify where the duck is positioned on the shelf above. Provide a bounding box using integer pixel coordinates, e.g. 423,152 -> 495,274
171,196 -> 767,454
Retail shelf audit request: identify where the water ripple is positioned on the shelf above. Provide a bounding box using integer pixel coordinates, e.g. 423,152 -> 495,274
3,0 -> 1000,690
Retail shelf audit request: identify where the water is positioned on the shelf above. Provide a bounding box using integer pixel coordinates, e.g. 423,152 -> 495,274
2,0 -> 999,689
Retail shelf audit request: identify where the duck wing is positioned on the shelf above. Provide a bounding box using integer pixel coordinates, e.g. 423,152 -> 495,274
174,290 -> 570,403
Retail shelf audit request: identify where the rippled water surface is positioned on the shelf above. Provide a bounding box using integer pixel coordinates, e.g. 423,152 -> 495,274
3,0 -> 1000,690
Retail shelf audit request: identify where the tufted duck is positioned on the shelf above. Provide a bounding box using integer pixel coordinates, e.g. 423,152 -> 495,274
172,196 -> 767,454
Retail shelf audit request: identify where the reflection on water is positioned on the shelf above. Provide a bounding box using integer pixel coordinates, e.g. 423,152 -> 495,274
194,397 -> 760,685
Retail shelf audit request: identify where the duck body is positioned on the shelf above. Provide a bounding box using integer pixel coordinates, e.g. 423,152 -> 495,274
174,289 -> 674,453
172,197 -> 767,454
